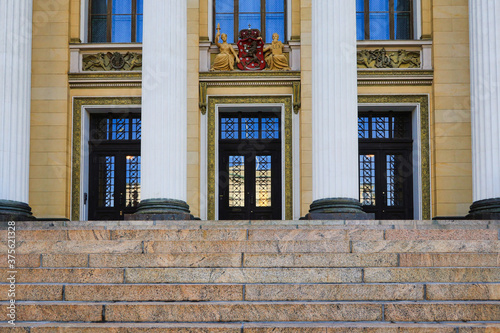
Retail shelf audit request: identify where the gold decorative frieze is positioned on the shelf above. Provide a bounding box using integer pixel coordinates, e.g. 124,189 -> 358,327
357,48 -> 420,69
82,52 -> 142,71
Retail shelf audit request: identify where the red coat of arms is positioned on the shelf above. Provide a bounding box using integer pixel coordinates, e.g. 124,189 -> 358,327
237,28 -> 266,71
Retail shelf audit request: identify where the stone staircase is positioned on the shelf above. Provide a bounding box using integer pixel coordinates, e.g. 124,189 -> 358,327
1,220 -> 499,332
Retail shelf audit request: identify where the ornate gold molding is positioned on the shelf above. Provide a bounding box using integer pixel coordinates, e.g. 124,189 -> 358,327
358,95 -> 431,220
358,70 -> 433,77
200,71 -> 301,79
82,52 -> 142,71
199,71 -> 301,115
206,96 -> 294,220
71,97 -> 142,221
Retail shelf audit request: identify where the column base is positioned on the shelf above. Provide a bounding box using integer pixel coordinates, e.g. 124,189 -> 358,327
467,197 -> 500,220
0,200 -> 35,221
126,198 -> 197,220
304,198 -> 374,220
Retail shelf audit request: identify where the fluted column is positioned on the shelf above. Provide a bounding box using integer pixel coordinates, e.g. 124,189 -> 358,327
307,0 -> 368,218
468,0 -> 500,219
134,0 -> 192,218
0,0 -> 34,220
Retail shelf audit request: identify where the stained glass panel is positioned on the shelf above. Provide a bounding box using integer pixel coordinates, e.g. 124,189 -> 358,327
229,156 -> 245,207
242,118 -> 259,139
126,155 -> 141,208
386,155 -> 404,206
256,156 -> 272,207
98,156 -> 115,208
221,117 -> 239,139
360,154 -> 376,206
262,117 -> 280,139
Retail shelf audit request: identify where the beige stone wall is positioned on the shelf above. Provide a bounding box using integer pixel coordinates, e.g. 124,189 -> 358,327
431,0 -> 472,217
30,0 -> 71,218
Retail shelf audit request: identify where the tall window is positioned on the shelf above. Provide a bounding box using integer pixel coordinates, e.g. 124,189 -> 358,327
89,0 -> 143,43
356,0 -> 413,40
214,0 -> 286,43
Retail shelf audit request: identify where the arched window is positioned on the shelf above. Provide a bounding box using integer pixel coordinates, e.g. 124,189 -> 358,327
214,0 -> 286,43
89,0 -> 143,43
356,0 -> 413,40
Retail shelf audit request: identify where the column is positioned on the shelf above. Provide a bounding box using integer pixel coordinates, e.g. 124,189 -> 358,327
467,1 -> 500,219
133,0 -> 192,219
307,0 -> 369,219
0,0 -> 34,221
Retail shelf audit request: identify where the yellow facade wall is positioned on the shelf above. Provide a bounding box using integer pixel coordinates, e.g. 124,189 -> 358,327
28,0 -> 474,220
30,0 -> 71,218
300,0 -> 312,216
431,0 -> 472,217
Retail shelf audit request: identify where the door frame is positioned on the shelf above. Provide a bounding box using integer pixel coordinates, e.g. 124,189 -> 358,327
71,97 -> 141,221
202,96 -> 295,220
358,100 -> 428,220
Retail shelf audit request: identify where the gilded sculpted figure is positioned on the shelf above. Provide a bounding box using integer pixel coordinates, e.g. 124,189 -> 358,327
211,24 -> 240,71
263,33 -> 290,71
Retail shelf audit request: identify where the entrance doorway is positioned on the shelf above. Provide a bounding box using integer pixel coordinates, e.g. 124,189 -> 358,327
218,111 -> 282,220
88,113 -> 141,220
358,112 -> 414,219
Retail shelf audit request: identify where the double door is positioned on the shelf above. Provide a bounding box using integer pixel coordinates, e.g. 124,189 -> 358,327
89,148 -> 141,220
88,113 -> 141,220
358,112 -> 414,219
218,112 -> 282,220
359,148 -> 413,219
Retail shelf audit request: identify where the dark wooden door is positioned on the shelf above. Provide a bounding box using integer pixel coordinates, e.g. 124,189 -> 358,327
88,113 -> 141,220
358,112 -> 414,219
218,112 -> 282,220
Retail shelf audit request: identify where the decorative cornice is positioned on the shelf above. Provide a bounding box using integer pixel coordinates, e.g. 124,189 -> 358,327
69,73 -> 142,89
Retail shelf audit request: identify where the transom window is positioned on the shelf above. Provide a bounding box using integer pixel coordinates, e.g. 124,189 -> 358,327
356,0 -> 413,40
220,113 -> 280,140
214,0 -> 286,43
89,0 -> 143,43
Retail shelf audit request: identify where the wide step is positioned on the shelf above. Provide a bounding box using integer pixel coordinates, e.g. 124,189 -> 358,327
4,322 -> 500,332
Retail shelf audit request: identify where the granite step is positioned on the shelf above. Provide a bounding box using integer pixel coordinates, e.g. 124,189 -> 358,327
3,239 -> 499,254
4,322 -> 500,332
3,220 -> 499,231
10,267 -> 498,285
2,283 -> 499,302
2,252 -> 499,269
1,227 -> 498,241
0,239 -> 355,254
7,301 -> 500,322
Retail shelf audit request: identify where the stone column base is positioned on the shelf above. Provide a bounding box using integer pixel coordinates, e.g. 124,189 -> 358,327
467,198 -> 500,220
304,198 -> 374,220
0,200 -> 35,221
126,198 -> 197,220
